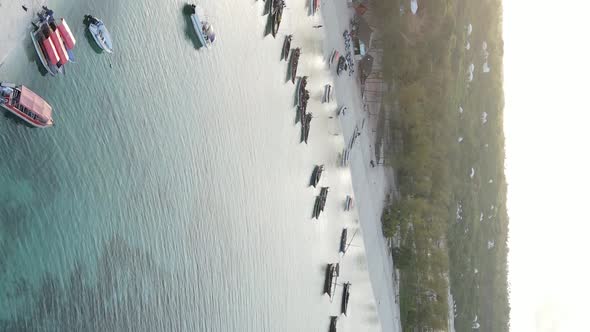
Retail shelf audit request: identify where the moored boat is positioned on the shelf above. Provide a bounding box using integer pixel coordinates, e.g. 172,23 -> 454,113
85,15 -> 114,53
313,186 -> 329,218
337,56 -> 347,75
189,4 -> 216,48
329,316 -> 338,332
282,34 -> 292,60
295,76 -> 308,106
309,0 -> 320,15
0,83 -> 54,128
30,8 -> 75,76
341,282 -> 351,315
319,187 -> 328,207
270,0 -> 285,38
301,113 -> 312,144
295,76 -> 303,104
322,84 -> 332,103
339,228 -> 348,254
344,195 -> 354,211
323,263 -> 340,299
30,22 -> 61,76
290,48 -> 301,83
340,229 -> 358,256
310,164 -> 324,187
329,49 -> 339,67
340,148 -> 350,167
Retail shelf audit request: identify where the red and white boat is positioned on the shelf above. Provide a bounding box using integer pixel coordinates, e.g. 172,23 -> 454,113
309,0 -> 320,15
0,83 -> 54,128
30,8 -> 76,76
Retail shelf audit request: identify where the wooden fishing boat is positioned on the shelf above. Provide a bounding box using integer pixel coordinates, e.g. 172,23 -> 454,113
282,34 -> 292,60
341,282 -> 351,315
309,164 -> 324,187
290,48 -> 301,83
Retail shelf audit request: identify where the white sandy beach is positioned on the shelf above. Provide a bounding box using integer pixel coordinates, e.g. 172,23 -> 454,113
321,4 -> 402,332
0,0 -> 47,66
282,0 -> 403,330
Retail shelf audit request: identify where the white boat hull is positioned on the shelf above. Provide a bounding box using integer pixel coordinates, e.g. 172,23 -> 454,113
89,21 -> 114,53
191,13 -> 210,48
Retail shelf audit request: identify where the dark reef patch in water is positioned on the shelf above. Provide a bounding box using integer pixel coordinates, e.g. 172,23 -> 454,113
0,235 -> 194,331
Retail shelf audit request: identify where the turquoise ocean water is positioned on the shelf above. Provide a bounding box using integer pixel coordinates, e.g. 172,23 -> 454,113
0,0 -> 383,331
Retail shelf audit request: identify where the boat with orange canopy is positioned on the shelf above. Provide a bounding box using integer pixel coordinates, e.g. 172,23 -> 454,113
0,83 -> 54,128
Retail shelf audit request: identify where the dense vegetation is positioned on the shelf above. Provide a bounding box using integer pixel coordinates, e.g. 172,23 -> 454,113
369,0 -> 509,330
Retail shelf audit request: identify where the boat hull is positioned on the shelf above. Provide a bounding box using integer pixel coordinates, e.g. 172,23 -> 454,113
290,49 -> 301,83
339,228 -> 348,254
323,264 -> 334,294
329,316 -> 338,332
0,103 -> 53,128
191,13 -> 211,48
310,165 -> 323,187
271,7 -> 283,37
281,35 -> 291,60
89,20 -> 114,53
323,84 -> 332,103
341,283 -> 351,315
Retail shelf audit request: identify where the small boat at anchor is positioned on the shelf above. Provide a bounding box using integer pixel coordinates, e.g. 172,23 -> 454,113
313,186 -> 329,218
340,148 -> 350,167
281,34 -> 292,60
329,316 -> 338,332
341,282 -> 351,316
310,164 -> 324,187
344,195 -> 354,211
30,8 -> 76,76
329,49 -> 339,67
289,48 -> 301,83
85,15 -> 113,53
271,0 -> 285,38
295,76 -> 308,106
322,84 -> 332,103
309,0 -> 320,16
337,56 -> 347,76
189,4 -> 216,48
339,228 -> 348,254
301,112 -> 312,144
0,83 -> 54,128
295,76 -> 307,105
323,263 -> 340,300
339,229 -> 358,256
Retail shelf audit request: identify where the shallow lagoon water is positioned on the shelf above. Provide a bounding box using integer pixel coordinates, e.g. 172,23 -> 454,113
0,0 -> 387,331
